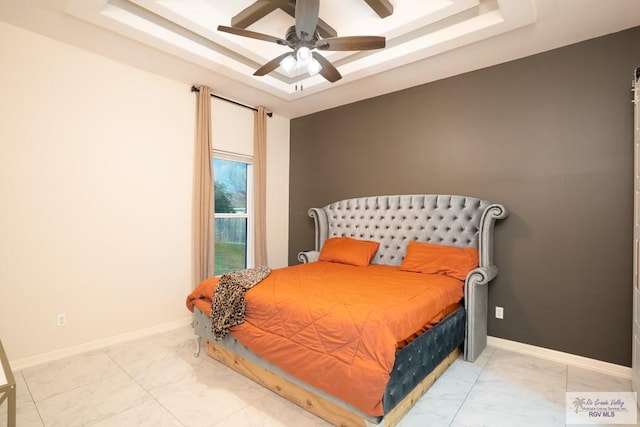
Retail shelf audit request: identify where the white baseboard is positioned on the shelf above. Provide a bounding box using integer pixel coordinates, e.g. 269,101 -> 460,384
11,325 -> 631,379
10,317 -> 193,371
487,336 -> 632,379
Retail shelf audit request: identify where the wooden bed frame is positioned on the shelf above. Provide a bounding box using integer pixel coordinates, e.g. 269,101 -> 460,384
193,194 -> 507,426
206,340 -> 459,427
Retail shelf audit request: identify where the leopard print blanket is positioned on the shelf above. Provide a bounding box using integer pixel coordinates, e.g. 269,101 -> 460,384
210,266 -> 271,341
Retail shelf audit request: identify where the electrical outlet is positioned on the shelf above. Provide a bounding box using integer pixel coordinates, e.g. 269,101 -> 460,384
57,313 -> 66,327
495,306 -> 504,319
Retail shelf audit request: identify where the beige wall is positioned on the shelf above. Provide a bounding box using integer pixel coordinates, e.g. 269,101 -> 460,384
0,21 -> 289,366
265,115 -> 290,267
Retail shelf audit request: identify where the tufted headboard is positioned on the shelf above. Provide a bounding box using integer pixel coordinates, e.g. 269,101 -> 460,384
302,194 -> 504,268
297,194 -> 507,362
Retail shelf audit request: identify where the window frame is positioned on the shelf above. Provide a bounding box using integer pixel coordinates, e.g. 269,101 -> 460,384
212,150 -> 254,273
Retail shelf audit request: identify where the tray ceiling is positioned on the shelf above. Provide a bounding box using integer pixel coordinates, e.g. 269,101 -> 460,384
0,0 -> 638,117
64,0 -> 537,97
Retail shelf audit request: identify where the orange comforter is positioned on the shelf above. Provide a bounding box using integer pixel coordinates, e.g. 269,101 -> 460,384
186,261 -> 464,416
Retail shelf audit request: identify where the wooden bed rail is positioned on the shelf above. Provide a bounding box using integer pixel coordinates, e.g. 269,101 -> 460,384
206,340 -> 460,427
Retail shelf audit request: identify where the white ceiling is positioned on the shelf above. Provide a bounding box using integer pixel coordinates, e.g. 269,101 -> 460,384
0,0 -> 638,118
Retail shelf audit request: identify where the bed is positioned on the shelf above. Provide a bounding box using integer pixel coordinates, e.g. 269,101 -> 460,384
187,194 -> 507,426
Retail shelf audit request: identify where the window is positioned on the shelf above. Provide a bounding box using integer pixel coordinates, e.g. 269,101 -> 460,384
213,156 -> 253,275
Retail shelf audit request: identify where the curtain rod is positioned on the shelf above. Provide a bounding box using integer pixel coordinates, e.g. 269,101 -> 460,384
191,86 -> 273,117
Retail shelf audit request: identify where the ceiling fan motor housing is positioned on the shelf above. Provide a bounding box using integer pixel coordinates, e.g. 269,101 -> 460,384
285,25 -> 319,49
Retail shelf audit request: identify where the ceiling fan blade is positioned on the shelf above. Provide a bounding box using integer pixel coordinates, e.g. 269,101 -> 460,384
281,2 -> 337,38
217,25 -> 289,46
254,52 -> 295,76
315,36 -> 386,51
295,0 -> 319,41
364,0 -> 394,18
230,0 -> 285,28
312,52 -> 342,83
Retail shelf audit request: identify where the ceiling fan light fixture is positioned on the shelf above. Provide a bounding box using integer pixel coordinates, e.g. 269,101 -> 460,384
296,46 -> 312,65
306,58 -> 322,76
280,54 -> 297,73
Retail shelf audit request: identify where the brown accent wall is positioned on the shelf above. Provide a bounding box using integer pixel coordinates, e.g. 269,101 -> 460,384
289,26 -> 640,366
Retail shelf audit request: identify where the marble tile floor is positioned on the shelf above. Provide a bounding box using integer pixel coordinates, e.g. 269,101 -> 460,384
1,325 -> 638,427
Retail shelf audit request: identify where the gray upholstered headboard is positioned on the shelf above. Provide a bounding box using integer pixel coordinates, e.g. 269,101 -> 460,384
297,194 -> 507,362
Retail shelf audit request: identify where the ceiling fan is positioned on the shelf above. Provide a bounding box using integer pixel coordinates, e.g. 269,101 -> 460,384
218,0 -> 386,83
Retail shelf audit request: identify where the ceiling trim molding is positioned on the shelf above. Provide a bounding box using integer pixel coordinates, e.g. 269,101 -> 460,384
63,0 -> 537,100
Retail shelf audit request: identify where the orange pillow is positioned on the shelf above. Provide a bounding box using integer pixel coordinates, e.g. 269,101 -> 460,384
318,237 -> 380,266
400,241 -> 478,280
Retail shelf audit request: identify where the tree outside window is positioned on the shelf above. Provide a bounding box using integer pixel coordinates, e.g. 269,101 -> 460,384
213,157 -> 252,275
